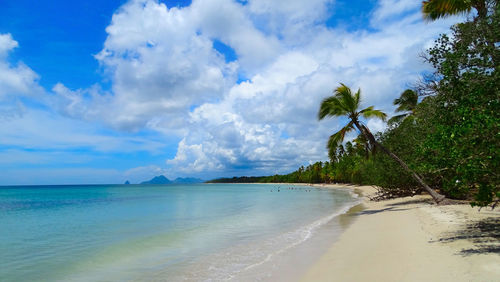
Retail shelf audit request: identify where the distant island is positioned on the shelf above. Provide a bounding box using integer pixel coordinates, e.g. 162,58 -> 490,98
140,175 -> 203,185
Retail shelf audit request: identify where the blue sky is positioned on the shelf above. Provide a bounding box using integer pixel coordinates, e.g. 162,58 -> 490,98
0,0 -> 460,185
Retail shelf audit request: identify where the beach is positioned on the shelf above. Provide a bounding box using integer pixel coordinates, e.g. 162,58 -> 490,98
302,184 -> 500,282
2,183 -> 498,281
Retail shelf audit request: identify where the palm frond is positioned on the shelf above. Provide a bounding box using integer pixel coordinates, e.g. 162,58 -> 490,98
354,88 -> 361,109
388,114 -> 408,125
318,96 -> 349,120
327,121 -> 355,149
334,84 -> 356,113
422,0 -> 473,21
360,107 -> 387,121
393,89 -> 418,113
359,106 -> 374,113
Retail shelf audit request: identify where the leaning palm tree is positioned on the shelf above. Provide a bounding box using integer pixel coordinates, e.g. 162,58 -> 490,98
388,89 -> 419,125
421,0 -> 490,20
319,83 -> 446,203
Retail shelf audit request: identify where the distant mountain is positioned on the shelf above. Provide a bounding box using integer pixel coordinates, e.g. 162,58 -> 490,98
124,180 -> 130,185
173,177 -> 203,184
140,175 -> 203,185
141,175 -> 172,184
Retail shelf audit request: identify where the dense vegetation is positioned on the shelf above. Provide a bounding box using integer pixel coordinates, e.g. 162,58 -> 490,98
207,176 -> 269,183
210,4 -> 499,206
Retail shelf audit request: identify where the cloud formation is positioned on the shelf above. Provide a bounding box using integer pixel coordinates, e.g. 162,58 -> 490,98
157,0 -> 459,175
0,34 -> 43,121
1,0 -> 463,182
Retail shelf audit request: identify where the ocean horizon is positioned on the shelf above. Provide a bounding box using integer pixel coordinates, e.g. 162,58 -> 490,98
0,183 -> 359,281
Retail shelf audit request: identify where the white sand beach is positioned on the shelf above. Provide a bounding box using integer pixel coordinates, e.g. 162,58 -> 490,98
302,184 -> 500,282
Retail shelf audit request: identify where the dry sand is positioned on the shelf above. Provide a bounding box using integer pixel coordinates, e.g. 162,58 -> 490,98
301,184 -> 500,282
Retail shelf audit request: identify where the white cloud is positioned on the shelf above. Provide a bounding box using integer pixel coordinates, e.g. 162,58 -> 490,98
0,34 -> 43,101
371,0 -> 420,25
0,62 -> 40,98
191,0 -> 283,74
0,33 -> 44,124
245,0 -> 333,47
85,0 -> 236,130
160,0 -> 460,175
0,33 -> 18,58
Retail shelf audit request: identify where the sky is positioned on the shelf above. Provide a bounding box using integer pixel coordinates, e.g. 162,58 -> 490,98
0,0 -> 462,185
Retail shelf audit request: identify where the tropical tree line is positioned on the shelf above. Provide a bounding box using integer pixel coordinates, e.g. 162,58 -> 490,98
210,1 -> 499,206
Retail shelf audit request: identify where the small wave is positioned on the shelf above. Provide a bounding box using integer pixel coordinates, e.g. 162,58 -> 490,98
236,200 -> 360,276
188,197 -> 362,281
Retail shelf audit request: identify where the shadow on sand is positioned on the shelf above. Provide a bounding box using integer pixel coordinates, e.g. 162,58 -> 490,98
357,207 -> 411,215
434,216 -> 500,256
385,198 -> 434,207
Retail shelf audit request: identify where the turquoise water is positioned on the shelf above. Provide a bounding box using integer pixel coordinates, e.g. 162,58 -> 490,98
0,184 -> 357,281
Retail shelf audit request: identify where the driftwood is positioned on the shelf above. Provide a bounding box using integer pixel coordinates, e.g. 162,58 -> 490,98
368,186 -> 423,201
368,186 -> 471,206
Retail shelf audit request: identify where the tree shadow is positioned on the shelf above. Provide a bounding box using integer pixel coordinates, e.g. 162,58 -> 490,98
432,217 -> 500,256
358,206 -> 411,215
385,198 -> 434,207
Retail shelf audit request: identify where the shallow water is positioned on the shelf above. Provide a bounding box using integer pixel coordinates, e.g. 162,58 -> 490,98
0,183 -> 358,281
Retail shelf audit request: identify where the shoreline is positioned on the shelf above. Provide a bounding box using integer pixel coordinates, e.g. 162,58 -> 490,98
224,183 -> 365,281
301,184 -> 500,281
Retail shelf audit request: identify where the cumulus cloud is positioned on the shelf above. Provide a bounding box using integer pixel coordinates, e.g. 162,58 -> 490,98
0,34 -> 42,98
371,0 -> 420,25
0,33 -> 43,120
160,0 -> 460,175
191,0 -> 283,74
0,33 -> 19,58
55,0 -> 236,131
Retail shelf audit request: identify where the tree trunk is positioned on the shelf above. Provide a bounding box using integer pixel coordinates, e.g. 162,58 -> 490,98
474,1 -> 487,19
353,120 -> 446,203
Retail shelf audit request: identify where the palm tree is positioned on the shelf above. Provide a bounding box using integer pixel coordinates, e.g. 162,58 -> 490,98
421,0 -> 490,20
423,1 -> 498,69
388,89 -> 419,125
318,83 -> 446,203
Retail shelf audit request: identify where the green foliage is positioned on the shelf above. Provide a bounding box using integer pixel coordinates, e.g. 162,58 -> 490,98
418,12 -> 500,205
388,89 -> 418,125
206,176 -> 268,183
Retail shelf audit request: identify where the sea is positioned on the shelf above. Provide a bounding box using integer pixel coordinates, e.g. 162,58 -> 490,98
0,183 -> 359,281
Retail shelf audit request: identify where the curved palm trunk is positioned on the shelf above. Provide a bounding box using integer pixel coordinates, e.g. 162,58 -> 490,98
353,120 -> 446,203
474,1 -> 487,19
